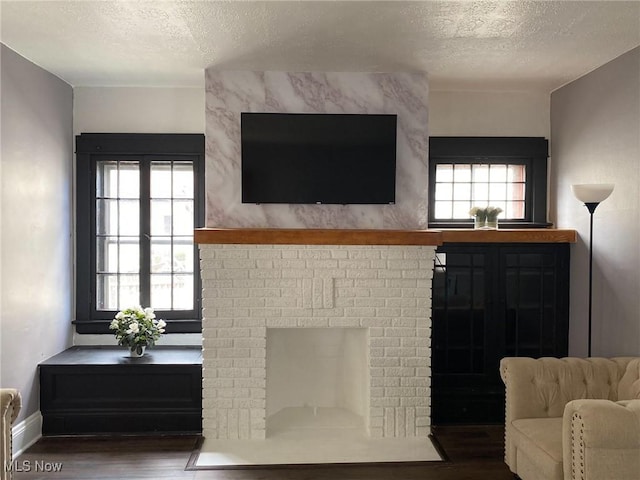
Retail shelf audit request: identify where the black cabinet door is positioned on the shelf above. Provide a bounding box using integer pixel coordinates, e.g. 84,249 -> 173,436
431,243 -> 569,425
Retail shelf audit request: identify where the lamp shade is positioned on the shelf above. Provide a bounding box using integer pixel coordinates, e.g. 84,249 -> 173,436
571,184 -> 614,203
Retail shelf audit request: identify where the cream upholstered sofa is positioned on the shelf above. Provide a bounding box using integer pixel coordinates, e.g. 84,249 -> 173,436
500,357 -> 640,480
1,389 -> 21,480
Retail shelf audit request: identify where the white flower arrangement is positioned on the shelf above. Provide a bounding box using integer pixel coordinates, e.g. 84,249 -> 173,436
469,206 -> 503,222
109,306 -> 166,354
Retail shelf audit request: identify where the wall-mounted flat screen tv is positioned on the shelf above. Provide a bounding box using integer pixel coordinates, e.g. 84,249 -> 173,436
241,113 -> 397,204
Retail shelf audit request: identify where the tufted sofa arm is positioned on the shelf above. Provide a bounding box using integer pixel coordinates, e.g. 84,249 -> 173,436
0,388 -> 22,480
562,399 -> 640,480
499,357 -> 637,474
1,389 -> 22,480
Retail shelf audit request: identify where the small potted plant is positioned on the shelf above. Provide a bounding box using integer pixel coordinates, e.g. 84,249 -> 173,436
469,206 -> 502,229
109,306 -> 166,357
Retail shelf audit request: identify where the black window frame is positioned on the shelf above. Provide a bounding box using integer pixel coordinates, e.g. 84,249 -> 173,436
428,137 -> 550,229
75,133 -> 205,334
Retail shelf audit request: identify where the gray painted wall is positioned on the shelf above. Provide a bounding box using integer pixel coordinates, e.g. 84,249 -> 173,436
551,47 -> 640,356
1,45 -> 74,421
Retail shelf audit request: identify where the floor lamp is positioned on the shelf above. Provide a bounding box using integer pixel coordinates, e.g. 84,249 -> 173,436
571,184 -> 614,357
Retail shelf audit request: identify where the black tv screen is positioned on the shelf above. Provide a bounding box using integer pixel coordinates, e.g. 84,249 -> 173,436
241,113 -> 397,204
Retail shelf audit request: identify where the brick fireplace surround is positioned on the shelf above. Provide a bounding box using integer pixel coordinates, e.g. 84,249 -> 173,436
196,228 -> 441,443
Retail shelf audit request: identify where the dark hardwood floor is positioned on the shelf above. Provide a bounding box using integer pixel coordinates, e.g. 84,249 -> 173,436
14,425 -> 512,480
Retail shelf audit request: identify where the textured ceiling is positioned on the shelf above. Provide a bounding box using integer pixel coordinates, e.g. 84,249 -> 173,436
1,1 -> 639,91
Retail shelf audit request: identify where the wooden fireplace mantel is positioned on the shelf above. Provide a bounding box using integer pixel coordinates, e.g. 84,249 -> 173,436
194,228 -> 577,246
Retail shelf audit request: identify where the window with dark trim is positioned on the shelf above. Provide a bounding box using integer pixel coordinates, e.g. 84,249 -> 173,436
75,133 -> 205,334
428,137 -> 550,228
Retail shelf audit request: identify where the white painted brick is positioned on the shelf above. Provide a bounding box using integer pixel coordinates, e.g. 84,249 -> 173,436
370,407 -> 384,417
385,347 -> 416,357
203,378 -> 234,388
383,367 -> 415,377
371,397 -> 400,407
345,307 -> 376,317
347,269 -> 378,279
217,328 -> 252,338
202,338 -> 234,348
402,358 -> 428,368
384,408 -> 395,437
401,397 -> 429,407
201,243 -> 436,441
370,357 -> 401,367
249,269 -> 282,279
360,318 -> 392,327
355,298 -> 385,308
348,250 -> 381,259
329,318 -> 361,328
282,269 -> 314,279
234,298 -> 265,308
401,377 -> 429,387
371,287 -> 401,297
265,318 -> 298,327
297,318 -> 330,328
370,417 -> 384,428
378,269 -> 403,279
370,336 -> 401,348
387,279 -> 417,288
233,357 -> 266,368
233,318 -> 265,328
313,268 -> 347,278
217,348 -> 252,358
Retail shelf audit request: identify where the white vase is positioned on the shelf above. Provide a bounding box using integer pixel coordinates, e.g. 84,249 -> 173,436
129,345 -> 146,358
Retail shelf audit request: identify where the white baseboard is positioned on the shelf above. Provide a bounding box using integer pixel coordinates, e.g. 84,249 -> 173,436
12,410 -> 42,458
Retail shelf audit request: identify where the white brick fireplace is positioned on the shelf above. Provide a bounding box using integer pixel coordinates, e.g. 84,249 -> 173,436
198,229 -> 440,449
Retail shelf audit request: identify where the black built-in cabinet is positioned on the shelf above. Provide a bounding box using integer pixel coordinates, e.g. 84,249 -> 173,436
431,243 -> 570,425
40,346 -> 202,435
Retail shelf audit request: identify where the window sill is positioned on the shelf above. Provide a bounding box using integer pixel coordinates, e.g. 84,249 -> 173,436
73,319 -> 202,334
428,222 -> 553,229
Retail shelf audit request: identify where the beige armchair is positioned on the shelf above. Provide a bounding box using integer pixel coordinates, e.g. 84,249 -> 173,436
1,389 -> 21,480
500,357 -> 640,480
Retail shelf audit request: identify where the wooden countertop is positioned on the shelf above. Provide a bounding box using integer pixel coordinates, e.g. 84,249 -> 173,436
195,228 -> 577,245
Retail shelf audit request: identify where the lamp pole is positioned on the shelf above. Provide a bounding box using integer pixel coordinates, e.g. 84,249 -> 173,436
584,202 -> 599,357
571,184 -> 614,358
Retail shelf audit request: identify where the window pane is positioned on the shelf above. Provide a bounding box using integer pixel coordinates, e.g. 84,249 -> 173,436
118,200 -> 139,236
472,183 -> 489,203
97,161 -> 118,198
96,274 -> 118,310
96,200 -> 118,235
96,237 -> 119,273
508,165 -> 526,182
453,201 -> 471,218
434,201 -> 452,219
453,182 -> 471,201
173,239 -> 194,273
435,164 -> 453,182
454,164 -> 471,182
151,274 -> 172,309
435,183 -> 453,201
119,162 -> 139,199
151,200 -> 172,235
489,184 -> 507,202
173,275 -> 193,309
173,200 -> 194,235
119,274 -> 140,308
472,164 -> 489,182
173,163 -> 194,198
119,240 -> 140,273
151,238 -> 172,273
151,162 -> 172,198
489,165 -> 507,182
